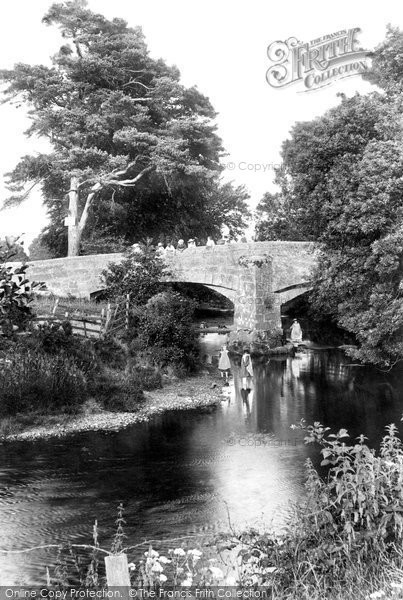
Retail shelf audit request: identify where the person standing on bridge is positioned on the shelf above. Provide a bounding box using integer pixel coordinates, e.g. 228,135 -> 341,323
165,241 -> 176,257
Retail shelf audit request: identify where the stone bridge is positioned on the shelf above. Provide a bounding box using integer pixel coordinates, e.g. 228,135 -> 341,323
25,241 -> 316,335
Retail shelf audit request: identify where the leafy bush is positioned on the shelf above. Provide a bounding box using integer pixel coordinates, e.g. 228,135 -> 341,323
0,243 -> 33,335
210,419 -> 403,598
26,321 -> 99,375
0,351 -> 88,416
93,337 -> 127,369
98,370 -> 145,412
102,244 -> 168,305
137,291 -> 199,373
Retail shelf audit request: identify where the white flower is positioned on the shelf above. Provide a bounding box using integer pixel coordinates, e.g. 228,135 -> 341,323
173,548 -> 186,556
181,576 -> 193,587
188,549 -> 202,558
391,582 -> 403,589
209,566 -> 224,580
151,562 -> 164,573
128,563 -> 136,571
159,574 -> 167,583
266,567 -> 277,574
159,556 -> 171,564
225,576 -> 237,585
369,592 -> 385,599
145,549 -> 159,558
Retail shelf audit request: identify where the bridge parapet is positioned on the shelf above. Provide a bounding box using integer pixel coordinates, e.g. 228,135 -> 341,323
21,241 -> 316,337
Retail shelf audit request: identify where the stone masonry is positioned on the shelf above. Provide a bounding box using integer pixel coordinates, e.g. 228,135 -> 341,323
23,241 -> 316,335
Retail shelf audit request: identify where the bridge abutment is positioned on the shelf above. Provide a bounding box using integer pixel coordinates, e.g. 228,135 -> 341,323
22,242 -> 315,341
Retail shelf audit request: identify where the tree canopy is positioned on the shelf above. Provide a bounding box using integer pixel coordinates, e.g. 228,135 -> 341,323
1,0 -> 249,256
256,27 -> 403,366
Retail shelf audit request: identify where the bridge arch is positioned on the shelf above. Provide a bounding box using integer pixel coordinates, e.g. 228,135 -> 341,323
23,241 -> 315,339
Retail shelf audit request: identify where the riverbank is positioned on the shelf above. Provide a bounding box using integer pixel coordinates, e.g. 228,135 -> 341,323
1,373 -> 224,443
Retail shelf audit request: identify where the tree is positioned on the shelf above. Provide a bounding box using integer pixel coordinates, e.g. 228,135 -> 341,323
137,291 -> 199,373
28,235 -> 56,260
102,243 -> 167,304
254,191 -> 304,241
257,30 -> 403,365
1,0 -> 244,256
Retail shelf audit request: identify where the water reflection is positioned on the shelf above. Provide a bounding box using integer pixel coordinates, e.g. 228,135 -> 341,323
0,337 -> 402,584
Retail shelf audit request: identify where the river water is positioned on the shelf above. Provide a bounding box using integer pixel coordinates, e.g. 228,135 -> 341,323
1,334 -> 403,585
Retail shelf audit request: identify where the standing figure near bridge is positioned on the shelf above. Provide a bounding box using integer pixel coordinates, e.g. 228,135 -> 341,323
240,348 -> 253,390
218,343 -> 231,384
206,236 -> 216,248
290,319 -> 303,345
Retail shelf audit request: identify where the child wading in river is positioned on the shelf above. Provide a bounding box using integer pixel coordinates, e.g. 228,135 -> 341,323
218,344 -> 231,384
240,348 -> 254,390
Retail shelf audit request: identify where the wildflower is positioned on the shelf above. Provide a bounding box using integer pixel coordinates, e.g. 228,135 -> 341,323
188,549 -> 202,561
151,562 -> 164,573
159,556 -> 171,564
173,548 -> 186,556
209,566 -> 224,580
128,563 -> 136,571
369,592 -> 385,599
145,549 -> 159,558
181,574 -> 193,587
265,567 -> 277,574
159,574 -> 167,583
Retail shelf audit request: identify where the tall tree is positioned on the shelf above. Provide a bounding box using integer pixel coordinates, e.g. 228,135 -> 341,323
1,0 -> 245,256
256,30 -> 403,366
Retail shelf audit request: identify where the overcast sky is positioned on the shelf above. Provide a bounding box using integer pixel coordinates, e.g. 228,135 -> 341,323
0,0 -> 402,245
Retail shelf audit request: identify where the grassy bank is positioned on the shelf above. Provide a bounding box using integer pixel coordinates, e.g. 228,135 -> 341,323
1,373 -> 223,442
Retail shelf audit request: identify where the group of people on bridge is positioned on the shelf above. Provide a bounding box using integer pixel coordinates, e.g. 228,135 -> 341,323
131,235 -> 249,258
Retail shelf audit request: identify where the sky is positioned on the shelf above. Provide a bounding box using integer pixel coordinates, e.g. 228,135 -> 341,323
0,0 -> 402,247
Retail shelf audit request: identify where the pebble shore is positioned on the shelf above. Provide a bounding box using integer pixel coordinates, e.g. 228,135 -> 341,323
3,374 -> 224,443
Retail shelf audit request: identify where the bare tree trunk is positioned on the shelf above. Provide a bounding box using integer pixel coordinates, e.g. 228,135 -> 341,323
68,176 -> 80,256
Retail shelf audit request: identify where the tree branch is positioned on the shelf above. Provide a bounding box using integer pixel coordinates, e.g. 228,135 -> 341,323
78,182 -> 102,230
104,165 -> 154,187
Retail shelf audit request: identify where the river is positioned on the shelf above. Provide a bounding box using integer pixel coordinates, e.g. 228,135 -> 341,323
0,333 -> 402,585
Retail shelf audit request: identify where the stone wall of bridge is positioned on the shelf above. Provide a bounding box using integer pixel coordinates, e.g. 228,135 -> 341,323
23,241 -> 316,335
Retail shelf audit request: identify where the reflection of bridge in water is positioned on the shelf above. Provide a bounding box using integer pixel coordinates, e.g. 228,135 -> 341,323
24,241 -> 316,336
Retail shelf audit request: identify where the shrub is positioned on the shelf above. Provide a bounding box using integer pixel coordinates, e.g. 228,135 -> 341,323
102,244 -> 168,305
0,351 -> 88,416
211,419 -> 403,597
26,321 -> 99,375
137,291 -> 199,373
0,244 -> 33,335
99,370 -> 145,412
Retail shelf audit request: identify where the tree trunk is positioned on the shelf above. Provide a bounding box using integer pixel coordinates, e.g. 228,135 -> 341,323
68,176 -> 81,256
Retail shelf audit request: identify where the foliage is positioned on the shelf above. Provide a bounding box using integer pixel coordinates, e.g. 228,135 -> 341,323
28,235 -> 56,260
0,240 -> 33,335
136,290 -> 199,373
95,369 -> 144,412
210,420 -> 403,598
0,237 -> 28,261
255,191 -> 306,241
0,0 -> 249,255
102,243 -> 167,303
0,350 -> 88,416
257,50 -> 403,365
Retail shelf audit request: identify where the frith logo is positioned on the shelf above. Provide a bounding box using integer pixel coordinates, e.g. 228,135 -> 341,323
266,28 -> 370,91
